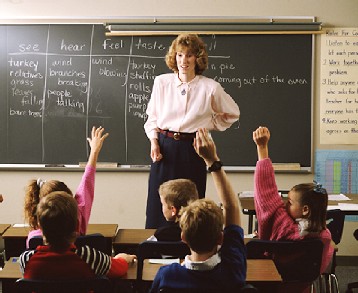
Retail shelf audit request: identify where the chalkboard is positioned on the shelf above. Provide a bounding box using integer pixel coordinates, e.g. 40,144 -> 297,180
0,24 -> 313,169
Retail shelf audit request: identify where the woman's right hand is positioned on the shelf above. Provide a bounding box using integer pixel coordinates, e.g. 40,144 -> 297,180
150,138 -> 163,162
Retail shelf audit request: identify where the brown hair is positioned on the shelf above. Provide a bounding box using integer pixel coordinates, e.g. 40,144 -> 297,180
159,179 -> 199,216
37,191 -> 77,251
291,183 -> 328,233
24,179 -> 73,229
179,199 -> 223,254
165,34 -> 208,75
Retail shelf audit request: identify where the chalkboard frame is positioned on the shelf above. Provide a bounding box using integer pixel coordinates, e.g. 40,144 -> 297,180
0,24 -> 314,172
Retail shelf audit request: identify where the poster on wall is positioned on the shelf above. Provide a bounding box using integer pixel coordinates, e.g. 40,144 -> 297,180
320,27 -> 358,144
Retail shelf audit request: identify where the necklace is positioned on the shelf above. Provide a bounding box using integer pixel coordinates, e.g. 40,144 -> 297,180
179,75 -> 196,96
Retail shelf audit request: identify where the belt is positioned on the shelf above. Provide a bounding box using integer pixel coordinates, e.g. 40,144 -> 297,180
159,129 -> 196,141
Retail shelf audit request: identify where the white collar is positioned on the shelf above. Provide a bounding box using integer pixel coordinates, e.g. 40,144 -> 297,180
183,253 -> 221,271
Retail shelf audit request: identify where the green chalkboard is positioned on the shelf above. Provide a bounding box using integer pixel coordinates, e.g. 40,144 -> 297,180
0,24 -> 313,169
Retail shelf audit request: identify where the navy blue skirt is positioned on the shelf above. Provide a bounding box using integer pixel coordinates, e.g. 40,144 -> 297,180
145,132 -> 206,228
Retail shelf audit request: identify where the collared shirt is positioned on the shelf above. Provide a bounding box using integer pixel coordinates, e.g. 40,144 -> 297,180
183,252 -> 221,271
144,73 -> 240,139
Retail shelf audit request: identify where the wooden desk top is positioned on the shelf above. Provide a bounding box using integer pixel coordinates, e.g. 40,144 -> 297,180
86,224 -> 118,238
0,224 -> 11,236
0,258 -> 281,283
113,229 -> 156,245
2,224 -> 118,239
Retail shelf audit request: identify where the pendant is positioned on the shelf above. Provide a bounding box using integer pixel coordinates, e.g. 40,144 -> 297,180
181,89 -> 186,95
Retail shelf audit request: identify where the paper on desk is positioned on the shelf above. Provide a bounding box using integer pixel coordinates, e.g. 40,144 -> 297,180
13,223 -> 30,227
338,203 -> 358,211
239,191 -> 254,198
327,203 -> 358,211
328,194 -> 351,201
149,258 -> 180,264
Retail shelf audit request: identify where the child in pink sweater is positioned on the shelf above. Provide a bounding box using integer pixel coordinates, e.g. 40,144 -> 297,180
24,126 -> 109,247
253,126 -> 333,275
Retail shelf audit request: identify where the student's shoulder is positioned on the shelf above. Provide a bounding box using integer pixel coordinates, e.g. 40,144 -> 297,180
224,225 -> 244,241
75,245 -> 110,261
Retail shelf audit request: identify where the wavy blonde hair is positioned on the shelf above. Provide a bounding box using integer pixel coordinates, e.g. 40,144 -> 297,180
165,34 -> 208,75
179,199 -> 223,253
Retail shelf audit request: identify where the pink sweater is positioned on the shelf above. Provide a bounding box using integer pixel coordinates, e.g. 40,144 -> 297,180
254,158 -> 334,273
27,165 -> 96,247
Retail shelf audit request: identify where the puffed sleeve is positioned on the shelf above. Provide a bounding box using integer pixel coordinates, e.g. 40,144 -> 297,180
144,77 -> 160,140
211,82 -> 240,131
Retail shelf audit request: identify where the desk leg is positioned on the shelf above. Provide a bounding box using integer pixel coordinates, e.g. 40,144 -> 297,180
2,279 -> 16,293
248,215 -> 253,234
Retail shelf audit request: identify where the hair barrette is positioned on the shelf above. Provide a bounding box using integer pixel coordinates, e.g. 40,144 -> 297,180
36,178 -> 46,189
313,180 -> 326,194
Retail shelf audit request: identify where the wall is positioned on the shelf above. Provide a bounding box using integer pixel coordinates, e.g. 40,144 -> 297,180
0,0 -> 357,255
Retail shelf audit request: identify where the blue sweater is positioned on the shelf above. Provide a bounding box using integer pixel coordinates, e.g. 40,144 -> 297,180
149,225 -> 246,292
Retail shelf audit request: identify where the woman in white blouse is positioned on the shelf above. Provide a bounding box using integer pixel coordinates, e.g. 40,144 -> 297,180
144,34 -> 240,228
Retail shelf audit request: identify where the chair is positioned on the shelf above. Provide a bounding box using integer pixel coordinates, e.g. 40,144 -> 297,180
320,209 -> 345,293
246,238 -> 323,287
346,229 -> 358,293
15,275 -> 112,293
28,233 -> 107,253
136,240 -> 190,293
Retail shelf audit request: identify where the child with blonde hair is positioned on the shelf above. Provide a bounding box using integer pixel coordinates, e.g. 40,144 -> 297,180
149,178 -> 198,241
150,129 -> 246,292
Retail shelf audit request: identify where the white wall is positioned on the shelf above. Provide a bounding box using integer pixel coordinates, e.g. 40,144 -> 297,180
0,0 -> 357,255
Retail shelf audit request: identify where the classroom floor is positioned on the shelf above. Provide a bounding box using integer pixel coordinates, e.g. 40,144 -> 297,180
336,264 -> 358,293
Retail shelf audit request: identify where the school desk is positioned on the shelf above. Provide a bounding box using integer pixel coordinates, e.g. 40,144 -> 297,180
112,228 -> 156,255
113,228 -> 254,255
239,193 -> 358,233
0,257 -> 282,293
0,224 -> 11,236
1,223 -> 118,260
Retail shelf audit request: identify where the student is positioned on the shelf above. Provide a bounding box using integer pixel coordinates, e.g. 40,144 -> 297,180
252,126 -> 334,274
150,128 -> 246,292
19,191 -> 136,279
24,126 -> 109,247
144,33 -> 240,229
148,178 -> 199,241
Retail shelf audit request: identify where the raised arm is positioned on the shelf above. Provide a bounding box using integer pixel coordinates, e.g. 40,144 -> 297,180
86,126 -> 109,167
252,126 -> 270,161
194,128 -> 240,227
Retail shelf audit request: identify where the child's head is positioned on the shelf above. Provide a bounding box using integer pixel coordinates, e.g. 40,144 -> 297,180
165,33 -> 208,75
159,179 -> 199,221
287,183 -> 328,232
37,191 -> 77,251
24,179 -> 73,229
179,199 -> 223,254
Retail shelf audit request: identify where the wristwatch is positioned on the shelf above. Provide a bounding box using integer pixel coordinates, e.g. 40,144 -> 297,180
208,161 -> 223,172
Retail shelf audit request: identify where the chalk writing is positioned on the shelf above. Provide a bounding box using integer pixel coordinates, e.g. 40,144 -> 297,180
320,28 -> 358,144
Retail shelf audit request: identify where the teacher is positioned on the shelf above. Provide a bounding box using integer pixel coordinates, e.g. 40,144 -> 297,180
144,34 -> 240,228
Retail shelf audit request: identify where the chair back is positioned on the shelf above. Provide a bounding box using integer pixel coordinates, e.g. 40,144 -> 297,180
326,209 -> 345,245
246,238 -> 323,283
136,241 -> 190,292
15,276 -> 112,293
28,233 -> 106,253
